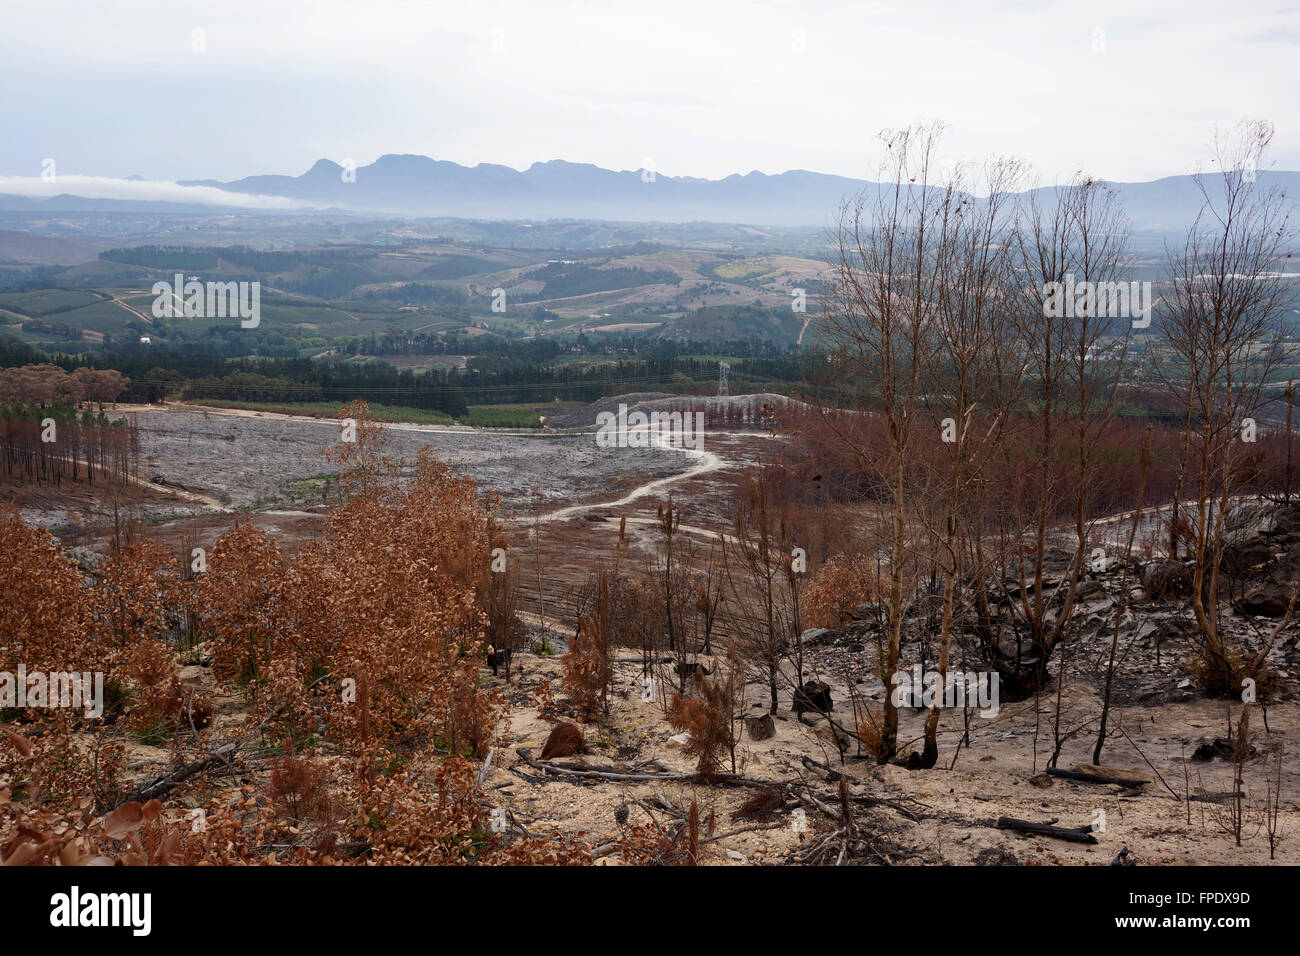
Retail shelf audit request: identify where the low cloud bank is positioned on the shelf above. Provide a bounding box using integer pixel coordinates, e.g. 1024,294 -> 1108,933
0,174 -> 313,210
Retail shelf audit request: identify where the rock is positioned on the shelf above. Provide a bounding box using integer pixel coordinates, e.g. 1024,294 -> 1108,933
1222,502 -> 1300,615
65,546 -> 104,574
792,680 -> 833,716
743,712 -> 775,741
811,718 -> 849,753
540,722 -> 584,759
1148,616 -> 1199,649
799,627 -> 831,644
1224,499 -> 1300,540
849,602 -> 882,621
1238,589 -> 1290,617
1235,550 -> 1300,615
1078,597 -> 1116,618
1142,560 -> 1194,599
667,732 -> 692,748
1221,538 -> 1273,574
1076,577 -> 1106,599
1028,772 -> 1054,788
1191,737 -> 1257,761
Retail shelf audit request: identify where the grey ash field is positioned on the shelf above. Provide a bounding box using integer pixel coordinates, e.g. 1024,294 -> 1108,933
18,401 -> 722,528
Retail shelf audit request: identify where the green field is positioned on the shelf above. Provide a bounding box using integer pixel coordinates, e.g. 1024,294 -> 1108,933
183,398 -> 588,429
56,300 -> 148,332
0,289 -> 103,316
461,404 -> 545,428
187,399 -> 453,425
714,263 -> 770,280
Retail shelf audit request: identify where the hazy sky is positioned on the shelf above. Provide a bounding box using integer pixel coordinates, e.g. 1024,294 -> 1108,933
2,0 -> 1297,189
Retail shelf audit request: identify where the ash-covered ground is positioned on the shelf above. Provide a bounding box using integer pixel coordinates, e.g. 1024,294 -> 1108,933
17,403 -> 706,528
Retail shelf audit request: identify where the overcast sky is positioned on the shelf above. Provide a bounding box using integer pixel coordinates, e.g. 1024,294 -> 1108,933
2,0 -> 1297,189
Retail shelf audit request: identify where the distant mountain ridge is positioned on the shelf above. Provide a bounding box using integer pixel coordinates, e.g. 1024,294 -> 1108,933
176,155 -> 871,227
3,155 -> 1296,230
196,157 -> 1300,230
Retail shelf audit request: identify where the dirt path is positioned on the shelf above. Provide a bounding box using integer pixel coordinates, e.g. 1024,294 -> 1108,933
108,295 -> 153,323
62,451 -> 228,511
534,442 -> 725,523
128,474 -> 226,511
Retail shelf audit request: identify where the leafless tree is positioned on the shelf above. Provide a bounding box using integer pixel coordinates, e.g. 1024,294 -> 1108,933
723,469 -> 798,714
914,154 -> 1028,766
1003,171 -> 1134,707
1158,119 -> 1296,694
817,121 -> 951,760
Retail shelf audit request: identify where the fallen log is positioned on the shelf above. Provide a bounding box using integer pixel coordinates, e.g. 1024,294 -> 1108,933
517,747 -> 694,782
122,739 -> 241,805
1047,765 -> 1152,788
996,816 -> 1099,844
801,754 -> 843,783
851,794 -> 928,823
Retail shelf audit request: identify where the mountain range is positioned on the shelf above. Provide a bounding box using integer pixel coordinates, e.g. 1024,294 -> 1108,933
3,155 -> 1296,230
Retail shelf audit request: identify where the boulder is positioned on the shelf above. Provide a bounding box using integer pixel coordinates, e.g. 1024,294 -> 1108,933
1141,560 -> 1194,599
1237,582 -> 1294,617
1191,737 -> 1258,762
743,713 -> 775,741
792,680 -> 833,716
1234,542 -> 1300,616
1224,500 -> 1300,542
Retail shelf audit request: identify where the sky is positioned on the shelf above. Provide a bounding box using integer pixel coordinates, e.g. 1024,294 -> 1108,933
1,0 -> 1297,196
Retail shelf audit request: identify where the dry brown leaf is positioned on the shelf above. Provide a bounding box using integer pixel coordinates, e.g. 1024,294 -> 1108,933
103,802 -> 144,839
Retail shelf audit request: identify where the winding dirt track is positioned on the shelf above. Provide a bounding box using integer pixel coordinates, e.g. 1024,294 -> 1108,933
533,444 -> 724,523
